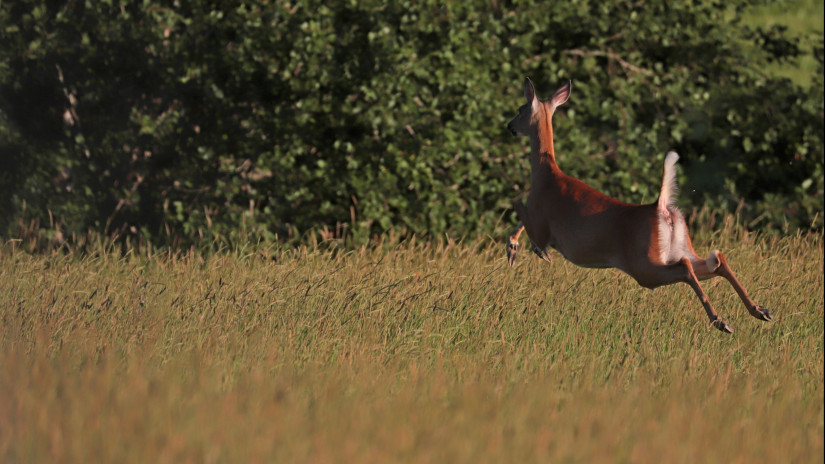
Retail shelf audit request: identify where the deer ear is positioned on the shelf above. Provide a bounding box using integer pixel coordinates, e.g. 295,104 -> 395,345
524,77 -> 537,105
549,80 -> 571,109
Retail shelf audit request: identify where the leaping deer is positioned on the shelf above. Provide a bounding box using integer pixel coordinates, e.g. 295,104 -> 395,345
505,78 -> 772,333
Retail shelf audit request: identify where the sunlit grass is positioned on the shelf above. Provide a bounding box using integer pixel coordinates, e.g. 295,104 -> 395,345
745,0 -> 824,35
741,0 -> 824,86
1,222 -> 822,463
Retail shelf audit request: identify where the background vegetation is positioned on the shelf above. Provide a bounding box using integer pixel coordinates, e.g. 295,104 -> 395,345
2,2 -> 822,460
2,228 -> 822,462
1,0 -> 823,250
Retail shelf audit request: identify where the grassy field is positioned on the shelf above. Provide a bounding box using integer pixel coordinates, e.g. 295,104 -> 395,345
1,223 -> 822,463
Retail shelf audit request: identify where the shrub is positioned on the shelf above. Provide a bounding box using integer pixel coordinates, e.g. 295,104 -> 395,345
1,0 -> 822,248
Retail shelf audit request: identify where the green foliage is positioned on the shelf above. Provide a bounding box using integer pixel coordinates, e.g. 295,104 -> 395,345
1,0 -> 822,248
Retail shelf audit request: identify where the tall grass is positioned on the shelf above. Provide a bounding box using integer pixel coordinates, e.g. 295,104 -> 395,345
1,224 -> 822,463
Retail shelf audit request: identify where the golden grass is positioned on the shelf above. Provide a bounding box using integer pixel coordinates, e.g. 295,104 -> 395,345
1,228 -> 822,463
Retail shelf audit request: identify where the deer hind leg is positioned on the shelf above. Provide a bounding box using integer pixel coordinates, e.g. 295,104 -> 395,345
653,209 -> 735,331
680,256 -> 733,333
690,250 -> 773,322
628,257 -> 733,333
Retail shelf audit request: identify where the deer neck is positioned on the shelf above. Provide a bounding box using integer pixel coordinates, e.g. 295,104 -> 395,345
529,118 -> 561,185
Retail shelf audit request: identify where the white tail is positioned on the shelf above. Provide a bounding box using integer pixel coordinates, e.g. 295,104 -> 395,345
658,151 -> 679,212
505,78 -> 772,333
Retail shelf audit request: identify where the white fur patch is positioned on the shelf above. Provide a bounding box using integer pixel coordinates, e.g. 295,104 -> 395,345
658,207 -> 689,264
656,152 -> 686,264
706,250 -> 721,272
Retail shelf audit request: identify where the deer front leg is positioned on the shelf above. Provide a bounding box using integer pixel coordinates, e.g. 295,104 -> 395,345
507,199 -> 532,266
510,200 -> 552,266
506,222 -> 525,267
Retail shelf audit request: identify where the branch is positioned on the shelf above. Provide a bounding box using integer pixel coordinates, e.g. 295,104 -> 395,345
563,48 -> 653,77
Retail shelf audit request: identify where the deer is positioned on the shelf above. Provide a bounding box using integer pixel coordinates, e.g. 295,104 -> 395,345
505,77 -> 773,333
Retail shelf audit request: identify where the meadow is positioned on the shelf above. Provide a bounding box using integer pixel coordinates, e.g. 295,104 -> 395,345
1,220 -> 822,463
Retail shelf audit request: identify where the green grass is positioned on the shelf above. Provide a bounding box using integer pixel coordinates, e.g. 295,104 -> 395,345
1,226 -> 822,463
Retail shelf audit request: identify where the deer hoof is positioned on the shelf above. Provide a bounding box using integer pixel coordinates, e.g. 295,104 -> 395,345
506,242 -> 519,267
751,305 -> 773,322
532,245 -> 552,264
712,318 -> 734,334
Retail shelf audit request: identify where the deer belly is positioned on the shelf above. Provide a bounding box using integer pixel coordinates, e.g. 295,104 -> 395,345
551,237 -> 614,269
565,251 -> 613,269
